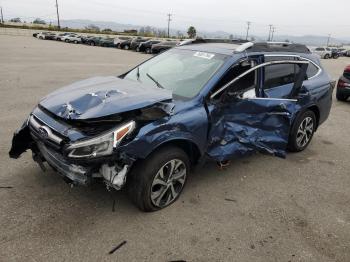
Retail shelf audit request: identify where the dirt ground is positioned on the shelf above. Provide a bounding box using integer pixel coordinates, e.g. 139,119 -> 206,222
0,35 -> 349,262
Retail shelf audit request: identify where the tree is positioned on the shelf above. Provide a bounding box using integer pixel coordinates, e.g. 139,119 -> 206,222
33,18 -> 46,25
102,28 -> 112,33
187,26 -> 197,39
85,24 -> 100,32
10,18 -> 21,23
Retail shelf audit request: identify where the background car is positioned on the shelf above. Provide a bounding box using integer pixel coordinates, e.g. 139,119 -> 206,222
338,48 -> 347,56
36,32 -> 50,40
330,48 -> 341,59
113,36 -> 132,48
336,65 -> 350,101
85,36 -> 103,46
44,33 -> 57,40
99,38 -> 116,47
130,38 -> 148,50
55,32 -> 71,41
313,47 -> 332,59
137,40 -> 161,53
119,38 -> 133,49
80,35 -> 93,44
151,41 -> 179,54
61,34 -> 82,44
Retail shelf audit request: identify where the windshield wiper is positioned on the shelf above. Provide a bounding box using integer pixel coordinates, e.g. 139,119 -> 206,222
146,73 -> 164,89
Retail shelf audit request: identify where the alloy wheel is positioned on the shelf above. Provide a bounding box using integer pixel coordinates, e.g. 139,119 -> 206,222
150,159 -> 187,208
296,116 -> 314,148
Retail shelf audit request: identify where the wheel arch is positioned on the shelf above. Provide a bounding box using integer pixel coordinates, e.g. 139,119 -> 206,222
144,139 -> 202,166
307,105 -> 320,129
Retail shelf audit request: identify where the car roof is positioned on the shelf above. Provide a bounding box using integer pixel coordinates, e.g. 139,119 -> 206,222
176,42 -> 311,56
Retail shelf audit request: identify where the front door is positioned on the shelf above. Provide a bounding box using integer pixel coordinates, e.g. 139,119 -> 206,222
206,59 -> 308,162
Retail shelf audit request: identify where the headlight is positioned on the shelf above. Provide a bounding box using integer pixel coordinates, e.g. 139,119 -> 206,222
67,121 -> 135,158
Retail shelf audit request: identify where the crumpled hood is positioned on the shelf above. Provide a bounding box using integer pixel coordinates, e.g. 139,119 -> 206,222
39,76 -> 173,120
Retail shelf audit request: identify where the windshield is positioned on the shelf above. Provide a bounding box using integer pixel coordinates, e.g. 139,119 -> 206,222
124,49 -> 227,98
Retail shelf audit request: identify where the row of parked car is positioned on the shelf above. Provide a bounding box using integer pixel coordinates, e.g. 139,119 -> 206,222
33,31 -> 180,54
313,47 -> 350,59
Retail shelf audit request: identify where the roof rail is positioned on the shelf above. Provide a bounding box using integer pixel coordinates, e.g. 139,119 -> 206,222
179,38 -> 249,46
235,42 -> 311,54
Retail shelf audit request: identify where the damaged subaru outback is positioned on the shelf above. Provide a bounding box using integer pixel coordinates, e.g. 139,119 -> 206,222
9,41 -> 333,211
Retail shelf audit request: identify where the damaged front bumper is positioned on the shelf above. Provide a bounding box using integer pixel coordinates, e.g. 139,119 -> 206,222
9,114 -> 134,189
36,142 -> 91,185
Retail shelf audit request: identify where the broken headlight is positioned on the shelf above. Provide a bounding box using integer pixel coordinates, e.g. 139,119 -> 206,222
67,121 -> 135,158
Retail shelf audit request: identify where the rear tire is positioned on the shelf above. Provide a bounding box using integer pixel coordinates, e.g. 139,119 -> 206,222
146,48 -> 151,54
324,54 -> 330,59
336,92 -> 348,101
124,45 -> 130,50
288,110 -> 316,152
90,42 -> 95,46
127,146 -> 190,212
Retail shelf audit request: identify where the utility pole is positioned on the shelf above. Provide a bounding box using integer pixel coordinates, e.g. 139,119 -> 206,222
326,34 -> 331,47
0,6 -> 4,24
271,27 -> 276,41
268,24 -> 273,41
167,13 -> 172,38
55,0 -> 61,29
245,21 -> 251,40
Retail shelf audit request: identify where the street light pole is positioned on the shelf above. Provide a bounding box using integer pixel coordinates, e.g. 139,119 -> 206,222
271,27 -> 276,41
245,21 -> 251,40
268,24 -> 273,41
0,7 -> 4,24
167,13 -> 172,38
55,0 -> 61,29
326,34 -> 331,47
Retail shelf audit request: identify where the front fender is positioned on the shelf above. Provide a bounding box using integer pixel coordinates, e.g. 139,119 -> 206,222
120,106 -> 208,159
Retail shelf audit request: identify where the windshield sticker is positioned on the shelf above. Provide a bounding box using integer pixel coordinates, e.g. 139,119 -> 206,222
194,52 -> 215,60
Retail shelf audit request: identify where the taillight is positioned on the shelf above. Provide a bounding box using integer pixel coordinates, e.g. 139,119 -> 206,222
337,79 -> 350,88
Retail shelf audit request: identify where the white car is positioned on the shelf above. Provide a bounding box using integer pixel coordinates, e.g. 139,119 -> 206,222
113,36 -> 131,48
313,47 -> 332,59
36,32 -> 50,40
61,34 -> 82,44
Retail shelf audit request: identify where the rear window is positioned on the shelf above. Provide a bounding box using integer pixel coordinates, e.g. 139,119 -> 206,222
306,63 -> 320,78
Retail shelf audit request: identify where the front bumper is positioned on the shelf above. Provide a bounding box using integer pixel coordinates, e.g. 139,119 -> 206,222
36,142 -> 91,185
9,111 -> 134,189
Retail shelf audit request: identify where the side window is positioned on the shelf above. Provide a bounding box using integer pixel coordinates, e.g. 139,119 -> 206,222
213,61 -> 257,97
264,63 -> 300,90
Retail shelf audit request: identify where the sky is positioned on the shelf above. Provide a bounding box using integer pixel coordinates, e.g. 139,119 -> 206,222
1,0 -> 350,38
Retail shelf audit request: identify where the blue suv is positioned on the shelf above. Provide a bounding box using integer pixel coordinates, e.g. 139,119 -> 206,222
9,41 -> 333,211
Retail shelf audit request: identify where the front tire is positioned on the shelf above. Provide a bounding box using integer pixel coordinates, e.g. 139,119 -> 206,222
124,45 -> 130,50
288,110 -> 316,152
127,146 -> 190,212
324,54 -> 330,59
